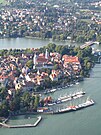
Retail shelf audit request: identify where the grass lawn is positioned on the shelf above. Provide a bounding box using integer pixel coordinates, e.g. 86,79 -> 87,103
0,0 -> 8,5
0,0 -> 4,3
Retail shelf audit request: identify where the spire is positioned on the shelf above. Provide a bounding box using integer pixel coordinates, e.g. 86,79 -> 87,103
45,49 -> 49,59
33,53 -> 37,65
37,70 -> 40,75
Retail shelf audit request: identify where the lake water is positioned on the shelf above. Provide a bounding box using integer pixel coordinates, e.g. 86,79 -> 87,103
0,38 -> 101,135
0,38 -> 80,49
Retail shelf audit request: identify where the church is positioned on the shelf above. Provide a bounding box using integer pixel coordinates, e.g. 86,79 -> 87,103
33,49 -> 54,69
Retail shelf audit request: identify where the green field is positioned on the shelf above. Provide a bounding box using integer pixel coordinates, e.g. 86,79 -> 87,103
0,0 -> 4,3
0,0 -> 8,5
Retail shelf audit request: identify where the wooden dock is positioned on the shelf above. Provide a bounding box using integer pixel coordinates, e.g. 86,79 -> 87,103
0,116 -> 42,128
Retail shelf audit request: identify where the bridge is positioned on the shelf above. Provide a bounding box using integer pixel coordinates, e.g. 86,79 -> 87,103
80,41 -> 94,49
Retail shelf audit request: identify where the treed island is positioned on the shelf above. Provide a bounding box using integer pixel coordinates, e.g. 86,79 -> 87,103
0,43 -> 97,119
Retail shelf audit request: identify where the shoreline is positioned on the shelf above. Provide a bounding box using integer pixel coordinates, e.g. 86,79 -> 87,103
0,36 -> 82,44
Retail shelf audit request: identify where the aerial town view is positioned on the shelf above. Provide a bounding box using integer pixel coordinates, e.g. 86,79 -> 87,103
0,0 -> 101,135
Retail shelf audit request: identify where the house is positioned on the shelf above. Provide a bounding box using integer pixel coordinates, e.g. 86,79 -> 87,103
50,52 -> 61,59
50,74 -> 58,81
62,55 -> 81,70
8,88 -> 16,97
50,70 -> 62,81
9,55 -> 18,64
22,81 -> 35,91
15,82 -> 22,90
22,66 -> 30,75
72,64 -> 81,71
0,75 -> 8,87
62,55 -> 80,64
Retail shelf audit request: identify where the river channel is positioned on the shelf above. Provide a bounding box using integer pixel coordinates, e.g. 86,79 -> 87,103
0,38 -> 101,135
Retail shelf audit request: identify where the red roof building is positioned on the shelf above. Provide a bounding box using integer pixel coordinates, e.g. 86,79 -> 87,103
62,55 -> 80,64
36,56 -> 48,64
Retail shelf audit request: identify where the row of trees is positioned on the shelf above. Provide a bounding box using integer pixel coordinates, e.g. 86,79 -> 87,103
0,89 -> 40,117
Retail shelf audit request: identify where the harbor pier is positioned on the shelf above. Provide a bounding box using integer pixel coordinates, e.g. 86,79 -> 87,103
0,116 -> 42,128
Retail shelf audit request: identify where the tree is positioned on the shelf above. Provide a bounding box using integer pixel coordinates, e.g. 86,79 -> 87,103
44,77 -> 52,88
86,62 -> 92,70
0,101 -> 9,117
96,34 -> 101,43
34,95 -> 39,110
77,50 -> 84,58
84,46 -> 92,57
21,92 -> 31,109
47,43 -> 56,53
9,97 -> 20,112
73,47 -> 80,55
0,87 -> 7,100
30,96 -> 35,109
26,60 -> 33,69
53,64 -> 59,70
55,45 -> 63,55
76,35 -> 86,43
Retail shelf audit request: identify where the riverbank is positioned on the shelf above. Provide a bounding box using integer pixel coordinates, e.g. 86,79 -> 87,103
25,36 -> 75,43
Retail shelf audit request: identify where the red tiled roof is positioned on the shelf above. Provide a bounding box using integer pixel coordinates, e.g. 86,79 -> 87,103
37,56 -> 48,63
39,53 -> 45,57
62,55 -> 79,63
0,75 -> 8,79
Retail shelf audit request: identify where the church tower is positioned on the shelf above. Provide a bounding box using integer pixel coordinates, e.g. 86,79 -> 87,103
33,53 -> 37,69
33,53 -> 37,65
45,49 -> 49,59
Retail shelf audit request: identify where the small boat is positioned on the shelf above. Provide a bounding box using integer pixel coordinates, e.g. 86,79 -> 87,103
50,89 -> 57,92
73,94 -> 83,99
76,82 -> 79,85
75,99 -> 94,110
48,102 -> 56,106
61,97 -> 72,102
57,90 -> 85,101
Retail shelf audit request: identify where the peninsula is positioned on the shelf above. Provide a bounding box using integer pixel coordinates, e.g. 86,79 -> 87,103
0,43 -> 96,120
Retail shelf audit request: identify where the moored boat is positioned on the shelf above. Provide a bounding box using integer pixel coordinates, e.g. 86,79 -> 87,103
57,90 -> 85,101
53,99 -> 94,114
45,91 -> 86,107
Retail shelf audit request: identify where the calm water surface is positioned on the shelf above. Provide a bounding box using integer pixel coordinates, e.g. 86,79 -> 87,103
0,38 -> 101,135
0,38 -> 80,49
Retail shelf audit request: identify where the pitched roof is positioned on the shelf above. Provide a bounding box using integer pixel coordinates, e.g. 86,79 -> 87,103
62,55 -> 79,63
37,56 -> 48,63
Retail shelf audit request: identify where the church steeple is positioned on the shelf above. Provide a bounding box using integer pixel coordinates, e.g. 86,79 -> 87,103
33,53 -> 37,65
45,49 -> 49,59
